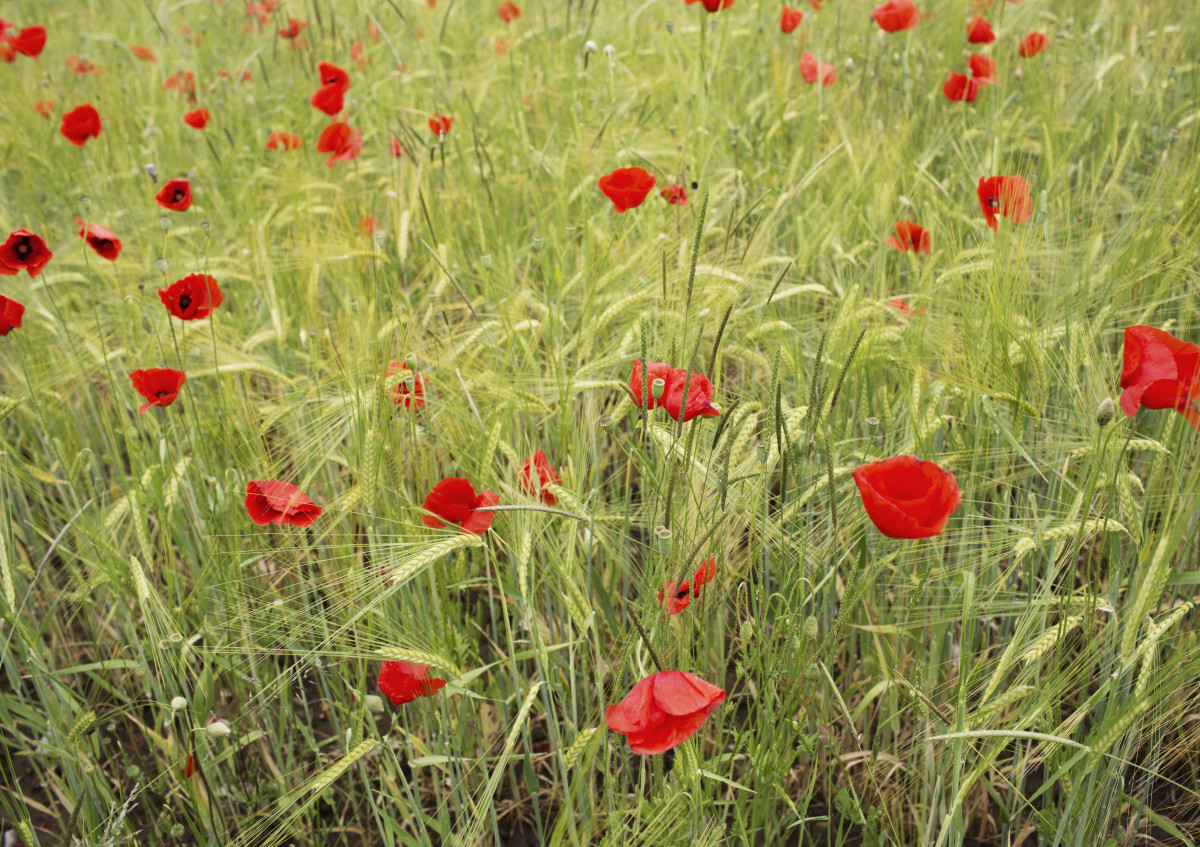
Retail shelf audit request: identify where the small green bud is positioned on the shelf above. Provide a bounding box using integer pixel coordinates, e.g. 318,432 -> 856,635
804,662 -> 820,681
365,695 -> 385,713
739,619 -> 754,642
756,442 -> 768,463
654,525 -> 672,555
1096,397 -> 1115,427
651,377 -> 666,402
170,696 -> 187,713
803,615 -> 819,641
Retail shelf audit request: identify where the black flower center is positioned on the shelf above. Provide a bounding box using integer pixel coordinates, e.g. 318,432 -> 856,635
178,293 -> 193,312
987,197 -> 1000,208
675,586 -> 689,600
15,239 -> 30,258
155,390 -> 169,398
173,190 -> 186,202
96,239 -> 111,251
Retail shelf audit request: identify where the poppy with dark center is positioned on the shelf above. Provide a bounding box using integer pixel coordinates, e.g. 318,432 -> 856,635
183,107 -> 210,129
658,581 -> 692,615
1019,32 -> 1047,57
0,229 -> 52,277
969,53 -> 997,84
422,477 -> 500,535
131,45 -> 156,61
942,72 -> 980,103
319,61 -> 350,88
629,360 -> 720,422
519,450 -> 562,506
245,480 -> 322,527
686,0 -> 735,12
598,166 -> 657,213
129,368 -> 187,414
1119,326 -> 1200,431
60,104 -> 101,146
780,5 -> 804,32
31,100 -> 53,118
316,122 -> 363,166
278,17 -> 306,38
886,221 -> 931,254
266,131 -> 301,150
386,361 -> 426,409
159,273 -> 223,321
660,183 -> 688,205
76,218 -> 121,261
976,175 -> 1032,231
156,178 -> 193,211
851,455 -> 961,539
800,51 -> 837,86
498,0 -> 521,22
872,0 -> 920,32
606,671 -> 726,755
0,296 -> 25,336
378,661 -> 447,705
967,16 -> 995,43
428,114 -> 454,136
692,556 -> 717,596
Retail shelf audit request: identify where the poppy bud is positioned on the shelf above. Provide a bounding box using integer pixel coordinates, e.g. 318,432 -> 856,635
405,352 -> 420,371
145,163 -> 158,182
651,377 -> 666,401
159,215 -> 171,233
599,415 -> 615,432
141,315 -> 153,333
1096,397 -> 1115,427
154,257 -> 169,276
866,416 -> 880,427
481,253 -> 492,270
756,441 -> 768,463
532,234 -> 544,252
803,615 -> 818,640
170,696 -> 187,712
365,694 -> 385,713
665,20 -> 674,34
200,220 -> 211,238
79,194 -> 91,212
654,525 -> 672,555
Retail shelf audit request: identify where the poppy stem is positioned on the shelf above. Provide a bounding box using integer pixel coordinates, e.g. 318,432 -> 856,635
473,504 -> 592,524
628,613 -> 663,672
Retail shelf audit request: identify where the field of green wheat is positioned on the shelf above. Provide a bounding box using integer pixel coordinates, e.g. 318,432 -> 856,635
1,0 -> 1199,844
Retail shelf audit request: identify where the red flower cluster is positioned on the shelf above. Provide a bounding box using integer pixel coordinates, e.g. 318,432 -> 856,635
629,360 -> 720,422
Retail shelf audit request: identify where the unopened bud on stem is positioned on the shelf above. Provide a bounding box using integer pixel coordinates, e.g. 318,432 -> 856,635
1096,397 -> 1115,427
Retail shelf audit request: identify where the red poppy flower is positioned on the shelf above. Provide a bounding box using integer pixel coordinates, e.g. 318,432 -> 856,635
888,298 -> 912,316
65,54 -> 101,75
0,296 -> 25,336
598,166 -> 656,213
809,0 -> 823,8
158,273 -> 223,321
692,556 -> 716,596
658,581 -> 692,615
31,99 -> 53,118
519,450 -> 562,506
0,229 -> 52,277
780,5 -> 804,32
605,671 -> 726,755
422,477 -> 499,535
977,175 -> 1032,232
7,26 -> 45,58
387,361 -> 426,409
378,661 -> 447,705
968,53 -> 997,84
390,135 -> 406,157
316,122 -> 363,166
163,71 -> 197,100
660,183 -> 688,205
76,218 -> 121,261
851,455 -> 961,539
311,84 -> 346,116
266,131 -> 301,151
245,480 -> 322,527
1019,32 -> 1047,58
131,45 -> 157,62
156,178 -> 193,212
943,72 -> 980,103
351,40 -> 367,70
60,104 -> 101,147
183,107 -> 210,129
886,221 -> 930,254
428,114 -> 454,136
358,217 -> 377,237
629,360 -> 720,422
129,368 -> 187,413
799,51 -> 836,86
872,0 -> 920,32
967,16 -> 995,44
278,17 -> 306,38
686,0 -> 735,12
1119,326 -> 1200,431
494,38 -> 509,54
498,0 -> 521,22
318,61 -> 350,88
368,21 -> 380,43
